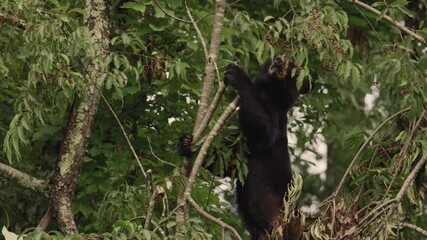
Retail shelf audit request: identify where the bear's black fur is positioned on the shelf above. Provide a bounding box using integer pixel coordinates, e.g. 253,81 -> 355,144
224,56 -> 311,240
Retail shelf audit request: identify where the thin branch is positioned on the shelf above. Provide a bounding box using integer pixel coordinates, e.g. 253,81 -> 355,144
395,151 -> 427,202
0,13 -> 27,28
147,137 -> 178,168
0,162 -> 48,195
101,93 -> 147,179
184,0 -> 209,60
394,109 -> 427,172
352,200 -> 394,238
399,222 -> 427,236
154,0 -> 191,23
150,219 -> 167,237
193,81 -> 226,141
188,197 -> 243,240
145,186 -> 164,229
184,97 -> 238,199
37,207 -> 52,230
332,107 -> 410,197
193,57 -> 224,141
129,216 -> 166,237
347,0 -> 426,44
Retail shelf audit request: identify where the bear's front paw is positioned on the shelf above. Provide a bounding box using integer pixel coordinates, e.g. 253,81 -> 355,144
224,64 -> 245,87
177,134 -> 193,157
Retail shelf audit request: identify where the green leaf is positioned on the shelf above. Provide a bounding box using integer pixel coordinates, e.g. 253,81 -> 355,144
397,6 -> 413,18
351,65 -> 361,84
121,2 -> 146,13
263,16 -> 274,22
344,60 -> 352,80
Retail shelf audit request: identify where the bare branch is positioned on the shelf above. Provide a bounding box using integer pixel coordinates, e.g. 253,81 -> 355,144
399,222 -> 427,237
347,0 -> 426,44
332,107 -> 410,197
192,0 -> 226,133
395,151 -> 427,202
0,162 -> 47,195
154,0 -> 191,23
193,81 -> 226,141
184,0 -> 208,60
101,93 -> 147,178
184,97 -> 238,198
147,137 -> 178,168
176,97 -> 238,238
145,186 -> 165,229
188,197 -> 243,240
37,207 -> 52,230
176,2 -> 227,236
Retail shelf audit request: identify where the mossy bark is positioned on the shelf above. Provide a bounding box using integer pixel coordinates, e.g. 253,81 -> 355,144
49,0 -> 109,235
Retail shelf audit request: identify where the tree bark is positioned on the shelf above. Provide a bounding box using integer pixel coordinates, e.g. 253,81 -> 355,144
175,1 -> 226,237
49,0 -> 109,235
0,162 -> 47,195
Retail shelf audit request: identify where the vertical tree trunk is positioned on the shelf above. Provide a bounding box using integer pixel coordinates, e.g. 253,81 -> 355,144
175,1 -> 226,238
49,0 -> 109,235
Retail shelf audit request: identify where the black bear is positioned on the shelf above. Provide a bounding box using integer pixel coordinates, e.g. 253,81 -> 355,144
224,56 -> 311,240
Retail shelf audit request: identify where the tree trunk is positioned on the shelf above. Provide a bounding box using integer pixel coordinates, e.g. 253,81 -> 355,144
49,0 -> 109,235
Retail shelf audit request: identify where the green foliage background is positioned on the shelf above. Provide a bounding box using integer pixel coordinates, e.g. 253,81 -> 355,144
1,0 -> 426,239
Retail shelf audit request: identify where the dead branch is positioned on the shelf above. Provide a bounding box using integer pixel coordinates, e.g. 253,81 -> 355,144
145,186 -> 165,229
176,1 -> 227,236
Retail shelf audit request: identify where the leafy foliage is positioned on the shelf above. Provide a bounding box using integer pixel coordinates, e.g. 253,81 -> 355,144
1,0 -> 427,239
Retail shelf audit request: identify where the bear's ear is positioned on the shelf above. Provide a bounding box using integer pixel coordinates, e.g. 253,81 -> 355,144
298,77 -> 315,94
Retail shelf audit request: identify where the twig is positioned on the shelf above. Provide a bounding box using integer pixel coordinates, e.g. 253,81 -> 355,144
145,186 -> 164,229
37,206 -> 52,230
395,151 -> 427,202
351,200 -> 394,238
129,216 -> 167,237
184,97 -> 238,199
154,0 -> 191,23
0,162 -> 48,195
332,107 -> 410,197
147,169 -> 154,191
394,109 -> 427,172
147,137 -> 178,168
176,97 -> 238,238
328,107 -> 410,235
399,222 -> 427,236
193,58 -> 225,141
188,197 -> 243,240
184,0 -> 208,60
347,0 -> 426,44
384,109 -> 427,198
193,81 -> 226,141
101,93 -> 146,178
